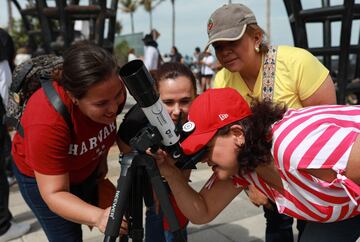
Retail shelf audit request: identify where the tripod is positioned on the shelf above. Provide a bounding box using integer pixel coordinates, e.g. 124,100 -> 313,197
104,59 -> 208,241
103,127 -> 186,242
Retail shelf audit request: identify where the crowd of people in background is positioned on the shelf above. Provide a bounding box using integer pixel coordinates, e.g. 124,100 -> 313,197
127,28 -> 220,93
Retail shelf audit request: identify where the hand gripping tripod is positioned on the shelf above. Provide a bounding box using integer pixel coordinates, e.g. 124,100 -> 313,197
103,60 -> 199,242
103,126 -> 188,242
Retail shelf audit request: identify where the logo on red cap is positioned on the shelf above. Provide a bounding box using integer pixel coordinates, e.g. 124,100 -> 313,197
218,114 -> 229,121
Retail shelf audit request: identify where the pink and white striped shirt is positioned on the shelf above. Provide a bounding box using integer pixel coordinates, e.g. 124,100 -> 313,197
218,105 -> 360,222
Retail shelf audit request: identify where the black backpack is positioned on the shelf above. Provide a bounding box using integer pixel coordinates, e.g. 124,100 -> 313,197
4,54 -> 73,136
0,96 -> 5,122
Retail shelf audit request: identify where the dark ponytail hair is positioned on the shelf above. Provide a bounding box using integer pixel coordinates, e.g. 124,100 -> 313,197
217,100 -> 287,173
155,62 -> 197,96
59,41 -> 118,99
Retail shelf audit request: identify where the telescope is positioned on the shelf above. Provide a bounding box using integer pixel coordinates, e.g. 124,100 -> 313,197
119,59 -> 198,167
104,60 -> 202,242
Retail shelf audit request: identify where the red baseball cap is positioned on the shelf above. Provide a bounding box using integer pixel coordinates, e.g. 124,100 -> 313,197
180,88 -> 252,155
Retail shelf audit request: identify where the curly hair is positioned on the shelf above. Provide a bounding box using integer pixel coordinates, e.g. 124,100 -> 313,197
217,100 -> 287,173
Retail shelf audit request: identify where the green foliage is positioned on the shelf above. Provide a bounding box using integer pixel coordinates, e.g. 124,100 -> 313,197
9,18 -> 43,52
115,21 -> 123,35
139,0 -> 165,12
119,0 -> 139,33
114,40 -> 130,67
9,18 -> 28,50
119,0 -> 139,13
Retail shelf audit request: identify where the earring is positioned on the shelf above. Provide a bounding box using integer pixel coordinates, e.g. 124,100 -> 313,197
255,46 -> 260,53
236,143 -> 244,151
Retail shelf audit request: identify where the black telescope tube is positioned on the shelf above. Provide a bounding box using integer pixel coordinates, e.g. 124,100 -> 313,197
119,59 -> 181,148
119,59 -> 158,108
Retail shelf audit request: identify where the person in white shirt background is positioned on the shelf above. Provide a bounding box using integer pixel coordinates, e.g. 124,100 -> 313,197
142,33 -> 161,71
14,47 -> 31,66
200,49 -> 216,92
127,48 -> 138,62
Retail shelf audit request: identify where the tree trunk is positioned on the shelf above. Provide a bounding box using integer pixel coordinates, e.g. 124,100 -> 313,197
171,0 -> 175,46
149,11 -> 153,31
131,12 -> 134,33
266,0 -> 271,42
7,0 -> 13,31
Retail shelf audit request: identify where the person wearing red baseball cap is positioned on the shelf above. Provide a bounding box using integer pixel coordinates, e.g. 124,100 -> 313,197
149,87 -> 360,242
207,3 -> 338,242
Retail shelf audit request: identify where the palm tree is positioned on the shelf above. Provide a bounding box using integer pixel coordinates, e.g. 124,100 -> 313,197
140,0 -> 165,31
119,0 -> 139,33
171,0 -> 175,46
7,0 -> 13,31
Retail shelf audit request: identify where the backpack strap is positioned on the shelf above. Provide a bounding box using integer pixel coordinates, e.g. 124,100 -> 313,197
11,62 -> 33,93
41,78 -> 73,130
17,76 -> 73,137
262,46 -> 277,102
0,96 -> 5,122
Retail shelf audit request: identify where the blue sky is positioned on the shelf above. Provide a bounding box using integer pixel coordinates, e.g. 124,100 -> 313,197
1,0 -> 359,57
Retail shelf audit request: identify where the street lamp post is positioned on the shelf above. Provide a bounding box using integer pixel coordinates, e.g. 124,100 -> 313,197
266,0 -> 271,43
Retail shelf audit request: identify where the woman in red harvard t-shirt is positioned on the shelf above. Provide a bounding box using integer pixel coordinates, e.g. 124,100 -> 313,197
12,41 -> 127,241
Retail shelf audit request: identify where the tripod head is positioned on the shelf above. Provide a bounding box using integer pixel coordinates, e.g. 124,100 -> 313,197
119,60 -> 205,169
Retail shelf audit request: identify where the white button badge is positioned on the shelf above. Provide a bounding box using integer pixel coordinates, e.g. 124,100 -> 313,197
182,121 -> 195,133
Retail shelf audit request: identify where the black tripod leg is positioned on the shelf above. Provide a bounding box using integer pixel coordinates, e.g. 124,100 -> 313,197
104,154 -> 135,242
142,155 -> 186,242
127,166 -> 145,242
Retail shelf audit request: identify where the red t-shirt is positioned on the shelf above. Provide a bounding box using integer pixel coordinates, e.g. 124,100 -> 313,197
162,193 -> 189,230
12,82 -> 117,184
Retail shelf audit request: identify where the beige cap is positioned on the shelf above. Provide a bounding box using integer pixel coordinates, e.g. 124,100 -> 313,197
205,4 -> 257,50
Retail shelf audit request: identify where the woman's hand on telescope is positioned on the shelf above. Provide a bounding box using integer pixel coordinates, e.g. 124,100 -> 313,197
146,148 -> 178,177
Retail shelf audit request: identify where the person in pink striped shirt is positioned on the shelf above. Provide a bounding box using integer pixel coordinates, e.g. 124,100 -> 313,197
150,87 -> 360,242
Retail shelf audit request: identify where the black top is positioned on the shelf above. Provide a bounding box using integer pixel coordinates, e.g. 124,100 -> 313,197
118,104 -> 149,145
170,53 -> 183,63
118,104 -> 186,146
0,28 -> 15,71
